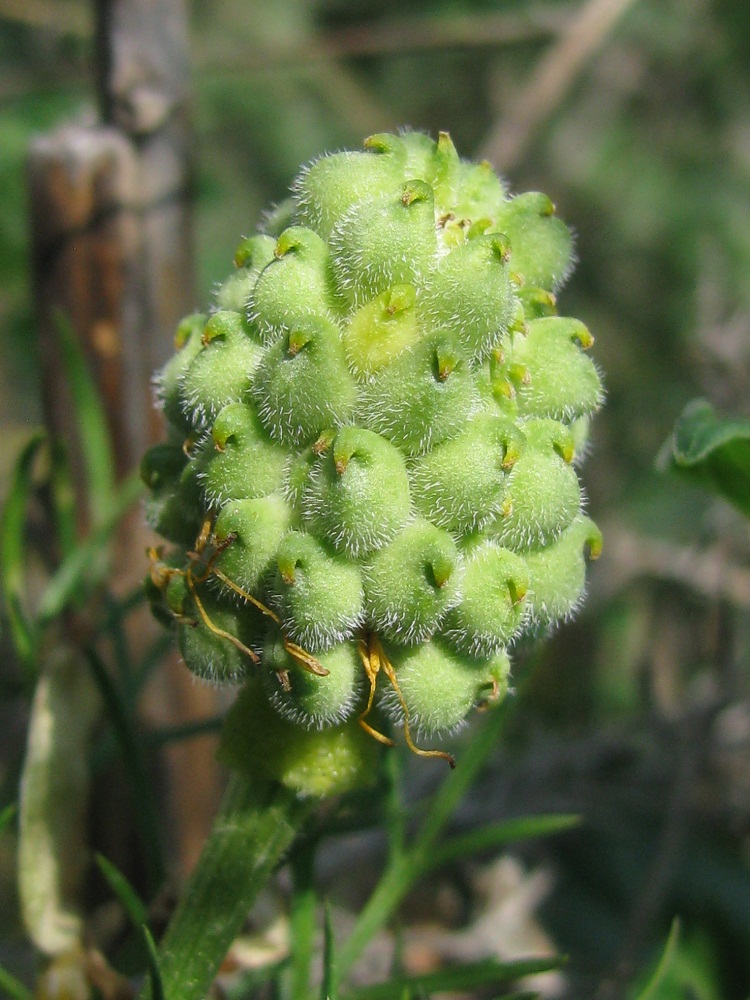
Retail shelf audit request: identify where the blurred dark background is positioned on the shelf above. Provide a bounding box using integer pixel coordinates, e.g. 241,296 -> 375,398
2,1 -> 750,997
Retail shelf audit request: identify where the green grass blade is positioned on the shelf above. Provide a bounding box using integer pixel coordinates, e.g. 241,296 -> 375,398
37,473 -> 143,624
0,802 -> 17,837
424,814 -> 581,871
290,843 -> 317,1000
48,438 -> 77,560
96,852 -> 149,927
633,918 -> 681,1000
52,310 -> 116,525
1,431 -> 46,676
0,963 -> 33,1000
321,902 -> 337,1000
344,957 -> 563,999
337,705 -> 508,983
85,647 -> 165,893
143,925 -> 166,1000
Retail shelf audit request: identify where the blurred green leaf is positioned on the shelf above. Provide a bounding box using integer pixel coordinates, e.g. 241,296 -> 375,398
632,918 -> 680,1000
96,852 -> 149,928
344,957 -> 563,999
322,902 -> 337,1000
1,431 -> 46,677
0,963 -> 33,1000
53,310 -> 116,525
424,814 -> 581,872
0,802 -> 16,837
85,647 -> 165,893
661,399 -> 750,517
143,924 -> 166,1000
36,473 -> 143,625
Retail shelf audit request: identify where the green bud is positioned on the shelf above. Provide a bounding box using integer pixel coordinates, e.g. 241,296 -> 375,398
248,227 -> 335,344
293,134 -> 407,239
409,412 -> 524,534
330,180 -> 438,307
200,402 -> 288,508
363,519 -> 462,644
492,418 -> 581,550
213,234 -> 277,313
421,233 -> 516,362
177,587 -> 264,684
273,530 -> 364,651
141,444 -> 204,547
343,284 -> 421,378
252,316 -> 357,445
154,313 -> 206,434
303,426 -> 411,557
524,515 -> 602,629
381,640 -> 510,736
444,543 -> 529,657
358,330 -> 478,456
213,493 -> 294,596
178,310 -> 264,430
262,631 -> 362,729
219,678 -> 380,797
502,317 -> 603,421
493,192 -> 575,291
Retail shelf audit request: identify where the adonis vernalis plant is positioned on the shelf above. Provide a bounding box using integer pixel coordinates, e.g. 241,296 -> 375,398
143,129 -> 603,788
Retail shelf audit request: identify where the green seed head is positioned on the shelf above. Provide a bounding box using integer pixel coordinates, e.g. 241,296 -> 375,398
143,129 -> 603,779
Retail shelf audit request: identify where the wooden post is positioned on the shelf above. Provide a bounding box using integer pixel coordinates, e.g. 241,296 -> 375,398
27,0 -> 221,883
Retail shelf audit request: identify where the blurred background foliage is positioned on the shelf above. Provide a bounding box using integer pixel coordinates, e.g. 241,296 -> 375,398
3,0 -> 750,997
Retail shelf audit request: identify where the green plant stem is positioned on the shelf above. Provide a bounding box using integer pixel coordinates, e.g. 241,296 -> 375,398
140,772 -> 315,1000
290,841 -> 317,1000
335,705 -> 507,985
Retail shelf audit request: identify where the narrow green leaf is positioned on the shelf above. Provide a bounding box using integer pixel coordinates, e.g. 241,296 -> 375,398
52,310 -> 116,525
424,814 -> 581,871
0,431 -> 46,675
48,438 -> 77,561
0,963 -> 33,1000
150,716 -> 224,746
96,852 -> 149,927
321,902 -> 337,1000
662,399 -> 750,518
290,842 -> 317,1000
143,925 -> 166,1000
37,473 -> 143,624
344,956 -> 563,999
0,802 -> 17,837
337,705 -> 508,983
633,918 -> 681,1000
85,647 -> 165,893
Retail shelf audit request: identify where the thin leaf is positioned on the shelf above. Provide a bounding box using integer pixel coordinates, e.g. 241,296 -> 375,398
52,310 -> 116,525
150,716 -> 224,746
344,956 -> 564,999
633,918 -> 681,1000
424,814 -> 581,871
143,925 -> 166,1000
1,431 -> 46,676
0,963 -> 33,1000
85,647 -> 165,893
661,399 -> 750,518
37,473 -> 143,624
96,852 -> 149,927
0,802 -> 17,837
290,842 -> 317,1000
321,902 -> 337,1000
48,438 -> 77,561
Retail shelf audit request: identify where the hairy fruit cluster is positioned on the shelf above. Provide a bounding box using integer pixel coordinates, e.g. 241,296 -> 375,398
144,130 -> 603,775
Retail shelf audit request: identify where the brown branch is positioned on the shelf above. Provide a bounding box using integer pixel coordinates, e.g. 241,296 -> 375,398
480,0 -> 640,172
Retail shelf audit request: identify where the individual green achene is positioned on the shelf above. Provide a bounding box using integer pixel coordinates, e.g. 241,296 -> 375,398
143,128 -> 603,790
